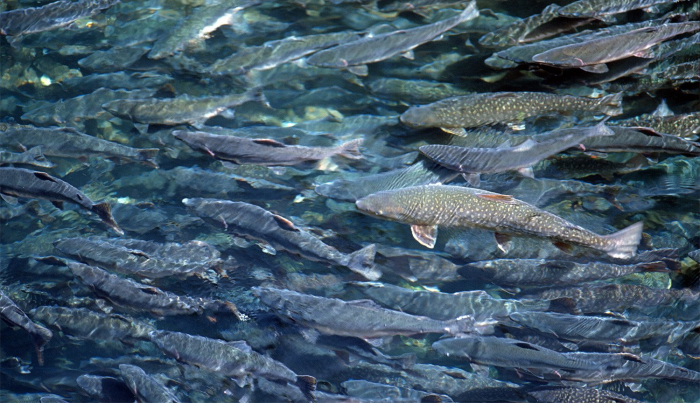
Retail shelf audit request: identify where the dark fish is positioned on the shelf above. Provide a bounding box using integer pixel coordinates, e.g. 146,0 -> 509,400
315,160 -> 459,202
355,185 -> 643,258
30,306 -> 155,342
0,146 -> 54,168
102,88 -> 266,126
0,0 -> 120,36
532,22 -> 700,73
432,336 -> 598,370
67,262 -> 242,318
253,286 -> 478,338
0,125 -> 159,168
172,130 -> 363,166
341,379 -> 450,402
119,364 -> 181,403
581,126 -> 700,155
54,237 -> 221,278
460,258 -> 669,287
76,375 -> 135,403
536,153 -> 650,180
0,167 -> 122,235
558,0 -> 683,18
0,290 -> 52,365
419,123 -> 614,184
183,198 -> 379,280
306,2 -> 478,75
350,281 -> 549,321
527,386 -> 644,403
400,92 -> 622,136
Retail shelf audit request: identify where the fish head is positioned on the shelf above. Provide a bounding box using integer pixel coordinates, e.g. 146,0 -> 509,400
356,191 -> 412,223
400,104 -> 439,129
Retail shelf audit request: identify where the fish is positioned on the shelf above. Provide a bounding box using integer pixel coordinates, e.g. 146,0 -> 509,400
30,306 -> 155,342
305,2 -> 478,75
419,123 -> 614,184
208,31 -> 361,75
400,92 -> 622,136
0,167 -> 123,235
558,0 -> 684,18
613,111 -> 700,139
315,160 -> 459,202
54,237 -> 222,279
536,153 -> 650,180
76,375 -> 135,403
367,77 -> 473,105
67,262 -> 242,318
78,46 -> 149,73
432,336 -> 598,370
0,125 -> 159,168
532,22 -> 700,73
0,146 -> 54,168
0,290 -> 53,365
0,0 -> 120,36
351,281 -> 549,321
460,258 -> 669,287
172,130 -> 363,166
102,88 -> 267,126
182,198 -> 380,280
355,185 -> 643,258
119,364 -> 181,403
527,386 -> 645,403
253,286 -> 479,338
581,126 -> 700,155
341,379 -> 450,402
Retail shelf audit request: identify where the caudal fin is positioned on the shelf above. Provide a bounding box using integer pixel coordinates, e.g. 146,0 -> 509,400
29,324 -> 53,366
92,202 -> 124,235
335,138 -> 364,160
137,148 -> 160,168
346,244 -> 381,280
598,92 -> 623,117
603,221 -> 643,259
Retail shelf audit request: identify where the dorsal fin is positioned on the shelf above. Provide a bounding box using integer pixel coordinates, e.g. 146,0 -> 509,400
252,138 -> 286,147
33,171 -> 57,183
272,214 -> 299,231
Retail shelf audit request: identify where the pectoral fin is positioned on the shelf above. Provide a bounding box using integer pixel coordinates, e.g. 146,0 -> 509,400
1,194 -> 19,205
347,65 -> 368,76
411,224 -> 438,249
517,167 -> 535,178
553,241 -> 574,254
463,173 -> 481,187
494,233 -> 512,253
441,127 -> 467,137
580,63 -> 608,73
50,200 -> 64,210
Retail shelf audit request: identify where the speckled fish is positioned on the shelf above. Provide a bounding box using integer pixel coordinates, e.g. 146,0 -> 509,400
432,336 -> 598,370
254,286 -> 478,338
527,386 -> 644,403
183,198 -> 380,280
305,1 -> 478,75
350,282 -> 549,321
67,262 -> 242,318
0,125 -> 159,168
400,92 -> 622,136
558,0 -> 682,18
355,185 -> 643,258
149,330 -> 315,393
419,123 -> 614,184
532,22 -> 700,73
0,146 -> 53,168
367,78 -> 473,105
0,167 -> 122,235
119,364 -> 181,403
315,160 -> 459,202
54,237 -> 221,279
172,130 -> 363,166
1,290 -> 52,365
460,258 -> 669,287
102,88 -> 266,126
30,306 -> 155,342
509,311 -> 700,345
613,111 -> 700,139
148,0 -> 255,59
0,0 -> 120,36
208,31 -> 361,75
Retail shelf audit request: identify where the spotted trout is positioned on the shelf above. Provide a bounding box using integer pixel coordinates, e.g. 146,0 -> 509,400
355,185 -> 643,258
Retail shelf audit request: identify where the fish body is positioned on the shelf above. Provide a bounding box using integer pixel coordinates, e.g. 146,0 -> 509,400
173,130 -> 363,166
400,92 -> 622,132
558,0 -> 682,17
253,286 -> 477,338
102,89 -> 265,126
119,364 -> 181,403
0,290 -> 53,365
30,306 -> 154,342
0,167 -> 122,234
0,0 -> 120,36
306,2 -> 478,74
368,78 -> 473,104
183,198 -> 379,280
355,185 -> 643,258
0,125 -> 159,167
0,146 -> 53,168
527,386 -> 644,403
613,112 -> 700,139
582,126 -> 700,155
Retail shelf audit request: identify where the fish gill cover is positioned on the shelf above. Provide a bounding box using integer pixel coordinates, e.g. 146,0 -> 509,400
1,0 -> 699,401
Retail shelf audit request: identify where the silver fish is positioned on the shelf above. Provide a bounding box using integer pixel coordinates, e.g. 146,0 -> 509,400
1,290 -> 52,365
0,0 -> 120,36
119,364 -> 181,403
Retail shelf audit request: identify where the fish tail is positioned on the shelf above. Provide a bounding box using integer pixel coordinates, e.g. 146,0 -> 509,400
459,0 -> 479,22
92,202 -> 124,235
25,146 -> 55,168
137,148 -> 160,168
346,244 -> 380,280
295,375 -> 316,401
335,138 -> 364,160
30,325 -> 53,366
446,314 -> 476,335
598,92 -> 623,116
602,221 -> 643,259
